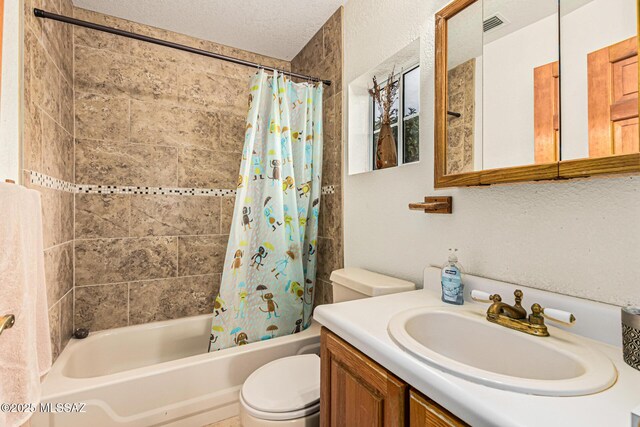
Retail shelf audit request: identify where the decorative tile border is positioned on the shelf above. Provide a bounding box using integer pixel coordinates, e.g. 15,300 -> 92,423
76,185 -> 236,197
322,185 -> 336,195
28,171 -> 236,197
29,170 -> 334,197
29,171 -> 75,193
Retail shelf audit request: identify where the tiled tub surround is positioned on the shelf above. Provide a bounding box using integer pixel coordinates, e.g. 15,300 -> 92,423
68,7 -> 344,332
69,6 -> 283,334
25,170 -> 339,332
291,7 -> 344,307
23,0 -> 75,361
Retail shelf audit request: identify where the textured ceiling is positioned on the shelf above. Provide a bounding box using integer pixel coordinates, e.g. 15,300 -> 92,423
71,0 -> 345,60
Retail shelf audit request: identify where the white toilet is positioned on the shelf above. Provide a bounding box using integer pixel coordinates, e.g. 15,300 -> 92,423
239,268 -> 415,426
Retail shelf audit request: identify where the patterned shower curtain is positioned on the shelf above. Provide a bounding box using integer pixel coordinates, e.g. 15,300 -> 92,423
209,70 -> 323,351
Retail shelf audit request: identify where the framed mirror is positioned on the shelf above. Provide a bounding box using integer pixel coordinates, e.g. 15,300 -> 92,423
435,0 -> 640,187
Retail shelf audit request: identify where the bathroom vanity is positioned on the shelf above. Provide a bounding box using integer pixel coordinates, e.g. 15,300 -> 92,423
321,328 -> 466,426
315,268 -> 640,427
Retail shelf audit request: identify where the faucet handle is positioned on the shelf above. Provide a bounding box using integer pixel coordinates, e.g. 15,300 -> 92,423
542,307 -> 576,325
471,290 -> 495,303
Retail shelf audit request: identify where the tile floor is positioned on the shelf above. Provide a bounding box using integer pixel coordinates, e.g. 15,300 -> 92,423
203,416 -> 241,427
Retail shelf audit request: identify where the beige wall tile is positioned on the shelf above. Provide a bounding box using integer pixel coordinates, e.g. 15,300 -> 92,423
323,9 -> 343,61
177,148 -> 240,188
218,112 -> 246,153
32,36 -> 61,122
129,275 -> 220,325
321,147 -> 341,186
316,237 -> 336,282
130,100 -> 217,150
177,235 -> 227,276
24,104 -> 43,173
42,113 -> 73,182
60,290 -> 74,349
74,45 -> 128,96
220,197 -> 235,235
319,185 -> 342,240
177,66 -> 246,115
73,8 -> 133,53
128,57 -> 178,103
42,15 -> 72,84
75,194 -> 130,239
60,78 -> 74,136
75,139 -> 178,186
44,241 -> 74,307
75,237 -> 178,285
40,187 -> 74,249
75,283 -> 128,331
48,302 -> 61,362
130,195 -> 220,237
75,92 -> 130,142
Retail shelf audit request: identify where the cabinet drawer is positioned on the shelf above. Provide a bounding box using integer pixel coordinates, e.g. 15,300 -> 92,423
409,390 -> 468,427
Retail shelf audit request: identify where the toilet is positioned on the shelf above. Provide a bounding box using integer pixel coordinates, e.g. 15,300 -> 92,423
239,268 -> 415,426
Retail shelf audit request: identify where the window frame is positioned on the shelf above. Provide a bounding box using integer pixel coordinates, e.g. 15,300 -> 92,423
370,64 -> 420,171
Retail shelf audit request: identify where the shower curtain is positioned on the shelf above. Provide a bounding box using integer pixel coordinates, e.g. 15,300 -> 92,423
209,70 -> 323,351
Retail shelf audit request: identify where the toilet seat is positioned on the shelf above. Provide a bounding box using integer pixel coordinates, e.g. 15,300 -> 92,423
241,354 -> 321,421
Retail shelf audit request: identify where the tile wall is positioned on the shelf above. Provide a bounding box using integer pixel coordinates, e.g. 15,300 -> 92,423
23,4 -> 344,350
291,8 -> 344,306
23,0 -> 75,361
70,7 -> 292,332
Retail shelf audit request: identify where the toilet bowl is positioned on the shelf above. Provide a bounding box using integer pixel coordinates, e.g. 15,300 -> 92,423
239,354 -> 320,426
239,268 -> 415,426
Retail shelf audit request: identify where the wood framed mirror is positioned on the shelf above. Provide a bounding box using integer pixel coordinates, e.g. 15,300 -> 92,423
434,0 -> 640,188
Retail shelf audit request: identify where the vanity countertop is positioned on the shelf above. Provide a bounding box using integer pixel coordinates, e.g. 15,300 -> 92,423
314,288 -> 640,427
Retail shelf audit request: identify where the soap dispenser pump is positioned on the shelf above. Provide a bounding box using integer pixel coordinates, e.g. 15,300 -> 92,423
441,249 -> 464,305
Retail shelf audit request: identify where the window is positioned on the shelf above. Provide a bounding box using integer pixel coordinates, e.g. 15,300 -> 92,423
371,65 -> 420,169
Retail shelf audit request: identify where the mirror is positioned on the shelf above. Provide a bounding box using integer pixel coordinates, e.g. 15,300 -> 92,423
560,0 -> 638,161
436,0 -> 639,187
445,0 -> 560,174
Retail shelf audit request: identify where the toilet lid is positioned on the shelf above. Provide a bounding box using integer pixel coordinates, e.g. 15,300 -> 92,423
242,354 -> 320,413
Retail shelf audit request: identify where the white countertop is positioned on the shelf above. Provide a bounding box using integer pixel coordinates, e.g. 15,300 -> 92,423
314,289 -> 640,427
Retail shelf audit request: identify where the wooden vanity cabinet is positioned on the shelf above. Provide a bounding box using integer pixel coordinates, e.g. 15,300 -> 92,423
409,391 -> 469,427
320,328 -> 468,427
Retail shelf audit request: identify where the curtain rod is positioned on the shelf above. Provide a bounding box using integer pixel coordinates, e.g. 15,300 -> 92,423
33,8 -> 332,86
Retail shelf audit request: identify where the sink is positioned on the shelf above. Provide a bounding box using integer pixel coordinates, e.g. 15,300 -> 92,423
387,307 -> 617,396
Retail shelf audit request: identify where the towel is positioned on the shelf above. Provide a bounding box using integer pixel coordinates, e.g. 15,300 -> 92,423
0,182 -> 52,427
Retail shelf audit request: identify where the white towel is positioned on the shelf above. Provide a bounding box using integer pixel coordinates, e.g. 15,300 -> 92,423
0,183 -> 52,427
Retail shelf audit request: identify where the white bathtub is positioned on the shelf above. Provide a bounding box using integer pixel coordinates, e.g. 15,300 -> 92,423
32,314 -> 321,427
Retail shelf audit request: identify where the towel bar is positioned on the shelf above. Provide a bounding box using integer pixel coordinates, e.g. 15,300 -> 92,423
0,314 -> 15,336
408,196 -> 452,214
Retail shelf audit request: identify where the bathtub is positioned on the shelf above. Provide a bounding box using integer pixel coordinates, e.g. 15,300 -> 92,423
31,314 -> 321,427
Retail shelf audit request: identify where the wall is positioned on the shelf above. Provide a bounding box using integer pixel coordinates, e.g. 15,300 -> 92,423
1,0 -> 22,182
23,0 -> 75,360
343,0 -> 640,307
70,8 -> 292,331
291,7 -> 343,305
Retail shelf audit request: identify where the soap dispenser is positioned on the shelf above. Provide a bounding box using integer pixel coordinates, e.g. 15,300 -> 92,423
441,249 -> 464,305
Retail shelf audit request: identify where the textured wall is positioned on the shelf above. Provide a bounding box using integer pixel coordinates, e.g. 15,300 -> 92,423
291,8 -> 344,306
70,8 -> 291,332
343,0 -> 640,307
23,0 -> 75,361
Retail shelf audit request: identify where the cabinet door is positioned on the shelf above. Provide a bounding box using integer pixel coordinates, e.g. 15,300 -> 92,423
409,390 -> 469,427
320,328 -> 408,427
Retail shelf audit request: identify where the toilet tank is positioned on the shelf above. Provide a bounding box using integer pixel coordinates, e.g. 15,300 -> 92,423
329,268 -> 416,303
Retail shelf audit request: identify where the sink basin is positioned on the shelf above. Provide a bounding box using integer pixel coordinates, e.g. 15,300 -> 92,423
388,307 -> 617,396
